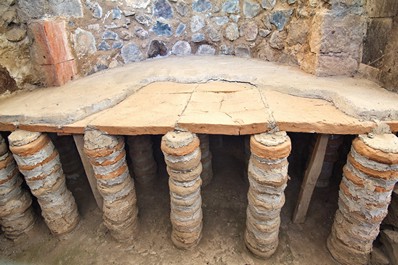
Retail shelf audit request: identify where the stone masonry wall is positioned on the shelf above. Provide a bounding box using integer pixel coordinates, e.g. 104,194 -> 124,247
0,0 -> 385,94
361,0 -> 398,93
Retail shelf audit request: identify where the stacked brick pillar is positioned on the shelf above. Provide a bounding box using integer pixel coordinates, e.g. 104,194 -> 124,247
245,131 -> 291,258
8,130 -> 79,235
328,133 -> 398,265
84,130 -> 138,242
127,136 -> 157,185
198,134 -> 213,187
161,131 -> 203,249
0,135 -> 36,239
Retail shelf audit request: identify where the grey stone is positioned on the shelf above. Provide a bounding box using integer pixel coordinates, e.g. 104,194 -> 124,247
121,43 -> 144,63
191,15 -> 205,32
240,20 -> 258,41
176,0 -> 189,16
102,30 -> 119,40
88,24 -> 100,31
259,28 -> 271,37
220,44 -> 233,55
5,27 -> 26,42
148,40 -> 168,58
207,27 -> 222,41
96,64 -> 108,72
269,30 -> 287,49
92,2 -> 103,19
98,41 -> 111,51
261,0 -> 276,10
192,0 -> 212,12
153,0 -> 173,19
243,0 -> 261,18
224,23 -> 239,41
270,10 -> 293,31
49,0 -> 83,17
171,40 -> 191,56
175,23 -> 186,36
230,15 -> 240,22
196,44 -> 216,55
73,28 -> 96,56
262,14 -> 272,29
288,0 -> 296,4
123,9 -> 135,16
152,21 -> 172,36
135,27 -> 149,39
222,0 -> 239,14
212,5 -> 220,13
18,0 -> 46,18
135,13 -> 152,26
125,0 -> 151,9
213,16 -> 229,26
235,45 -> 251,57
192,33 -> 205,42
112,41 -> 124,49
112,7 -> 122,19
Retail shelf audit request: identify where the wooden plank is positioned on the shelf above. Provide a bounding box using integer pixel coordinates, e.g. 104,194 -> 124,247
73,134 -> 103,210
293,134 -> 329,224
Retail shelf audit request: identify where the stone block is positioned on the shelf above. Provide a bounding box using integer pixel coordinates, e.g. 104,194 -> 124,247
362,18 -> 393,68
30,19 -> 74,65
367,0 -> 398,18
41,60 -> 77,87
380,19 -> 398,93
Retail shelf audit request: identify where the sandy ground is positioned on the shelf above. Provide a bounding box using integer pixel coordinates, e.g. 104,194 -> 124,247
0,135 -> 340,265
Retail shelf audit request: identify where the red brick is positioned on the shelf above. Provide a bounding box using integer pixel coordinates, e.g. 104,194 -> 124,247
30,19 -> 74,65
41,60 -> 77,87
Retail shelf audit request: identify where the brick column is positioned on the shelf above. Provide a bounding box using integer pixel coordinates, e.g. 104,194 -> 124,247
127,136 -> 157,185
84,130 -> 138,242
245,131 -> 291,258
8,130 -> 79,235
198,134 -> 213,187
0,135 -> 36,239
327,133 -> 398,265
161,131 -> 203,249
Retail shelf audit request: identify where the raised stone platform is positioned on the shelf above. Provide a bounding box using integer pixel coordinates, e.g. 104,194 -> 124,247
0,56 -> 397,135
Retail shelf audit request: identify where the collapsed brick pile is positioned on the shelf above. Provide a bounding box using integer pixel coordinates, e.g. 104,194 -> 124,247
162,131 -> 203,249
0,135 -> 35,239
198,134 -> 213,187
9,130 -> 79,235
245,132 -> 291,258
84,130 -> 138,242
127,136 -> 157,185
328,133 -> 398,265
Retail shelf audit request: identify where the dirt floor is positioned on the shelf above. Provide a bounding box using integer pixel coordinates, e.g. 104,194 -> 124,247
0,134 -> 341,265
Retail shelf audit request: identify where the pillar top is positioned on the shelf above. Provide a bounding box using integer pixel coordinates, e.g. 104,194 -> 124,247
253,131 -> 288,147
359,133 -> 398,154
84,129 -> 119,150
162,131 -> 196,149
8,130 -> 41,147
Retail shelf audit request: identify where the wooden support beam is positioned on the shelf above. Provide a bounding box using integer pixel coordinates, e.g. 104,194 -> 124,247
293,134 -> 329,224
73,134 -> 103,210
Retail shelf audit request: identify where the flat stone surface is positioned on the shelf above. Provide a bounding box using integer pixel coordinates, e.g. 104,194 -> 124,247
0,56 -> 397,135
8,130 -> 41,146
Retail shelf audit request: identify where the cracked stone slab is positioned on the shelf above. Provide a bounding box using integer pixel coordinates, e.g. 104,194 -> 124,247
0,56 -> 397,135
